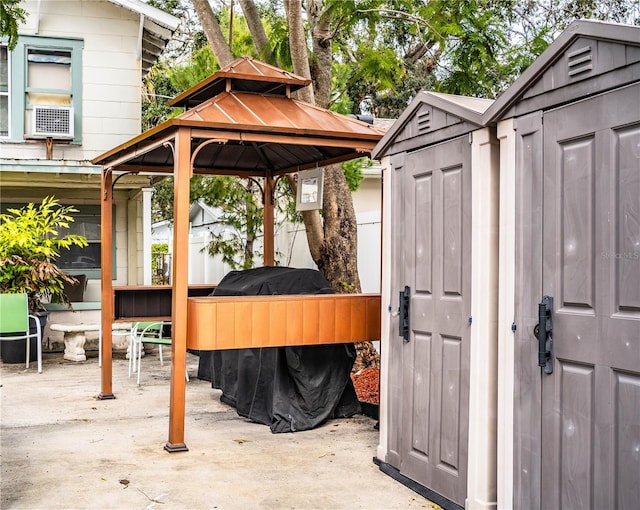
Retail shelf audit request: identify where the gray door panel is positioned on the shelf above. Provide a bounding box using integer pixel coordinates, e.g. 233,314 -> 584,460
398,137 -> 471,506
513,111 -> 544,509
386,153 -> 407,470
541,83 -> 640,510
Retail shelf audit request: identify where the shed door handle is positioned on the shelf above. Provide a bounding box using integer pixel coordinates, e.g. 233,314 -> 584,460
399,286 -> 410,342
534,295 -> 554,374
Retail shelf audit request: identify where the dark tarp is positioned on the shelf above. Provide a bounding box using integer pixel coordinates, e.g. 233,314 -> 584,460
197,267 -> 361,433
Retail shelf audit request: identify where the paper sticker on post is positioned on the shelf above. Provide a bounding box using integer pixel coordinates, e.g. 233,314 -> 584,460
296,168 -> 324,211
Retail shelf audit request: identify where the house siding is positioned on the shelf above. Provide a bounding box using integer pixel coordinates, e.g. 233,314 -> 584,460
2,0 -> 142,160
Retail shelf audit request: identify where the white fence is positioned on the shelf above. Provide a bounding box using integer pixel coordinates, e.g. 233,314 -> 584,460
152,212 -> 381,293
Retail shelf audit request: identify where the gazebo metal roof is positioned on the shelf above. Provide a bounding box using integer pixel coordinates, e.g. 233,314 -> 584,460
93,57 -> 385,176
93,57 -> 385,452
167,56 -> 312,108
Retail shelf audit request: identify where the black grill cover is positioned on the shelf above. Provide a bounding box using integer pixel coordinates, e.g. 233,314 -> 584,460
197,267 -> 361,433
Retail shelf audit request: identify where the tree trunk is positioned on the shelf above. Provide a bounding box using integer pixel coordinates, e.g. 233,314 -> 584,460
318,164 -> 361,293
284,0 -> 315,105
308,0 -> 333,109
290,1 -> 377,369
192,0 -> 234,67
238,0 -> 271,62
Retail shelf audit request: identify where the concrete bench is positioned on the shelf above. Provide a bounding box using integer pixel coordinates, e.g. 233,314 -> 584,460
50,323 -> 100,362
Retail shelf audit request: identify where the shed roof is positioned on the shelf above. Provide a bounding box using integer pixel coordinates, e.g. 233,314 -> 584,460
372,91 -> 492,160
484,20 -> 640,122
374,19 -> 640,161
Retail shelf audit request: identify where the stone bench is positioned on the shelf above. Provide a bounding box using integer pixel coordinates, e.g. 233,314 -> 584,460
50,323 -> 100,362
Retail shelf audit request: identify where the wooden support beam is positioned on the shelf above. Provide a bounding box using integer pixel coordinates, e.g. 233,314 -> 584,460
263,175 -> 275,266
98,169 -> 115,400
166,128 -> 191,453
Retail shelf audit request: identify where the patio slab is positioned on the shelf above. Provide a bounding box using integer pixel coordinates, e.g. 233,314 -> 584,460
1,351 -> 434,509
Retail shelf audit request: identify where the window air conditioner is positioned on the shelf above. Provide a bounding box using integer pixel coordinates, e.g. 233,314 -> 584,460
30,106 -> 74,139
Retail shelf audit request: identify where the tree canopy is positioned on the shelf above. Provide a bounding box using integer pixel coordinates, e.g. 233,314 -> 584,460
145,0 -> 639,274
146,0 -> 640,120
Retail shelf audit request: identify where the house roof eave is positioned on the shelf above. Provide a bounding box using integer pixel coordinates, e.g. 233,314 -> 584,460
107,0 -> 180,32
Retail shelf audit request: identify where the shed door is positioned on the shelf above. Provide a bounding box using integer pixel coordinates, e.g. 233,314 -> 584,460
398,136 -> 471,507
540,83 -> 640,509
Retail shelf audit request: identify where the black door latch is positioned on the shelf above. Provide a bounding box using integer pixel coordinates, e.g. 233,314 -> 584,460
533,295 -> 553,374
399,286 -> 410,342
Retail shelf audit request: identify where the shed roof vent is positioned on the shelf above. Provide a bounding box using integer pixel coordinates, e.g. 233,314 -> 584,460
567,45 -> 593,78
417,110 -> 431,133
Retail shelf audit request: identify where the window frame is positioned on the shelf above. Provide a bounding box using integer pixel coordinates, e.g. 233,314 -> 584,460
0,43 -> 10,138
4,35 -> 83,144
56,205 -> 103,279
0,202 -> 116,281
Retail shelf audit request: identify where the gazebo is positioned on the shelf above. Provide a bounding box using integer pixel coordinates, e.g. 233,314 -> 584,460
92,57 -> 385,451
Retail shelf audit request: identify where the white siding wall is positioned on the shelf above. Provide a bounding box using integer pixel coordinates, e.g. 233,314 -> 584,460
3,0 -> 142,161
114,194 -> 129,286
351,175 -> 382,213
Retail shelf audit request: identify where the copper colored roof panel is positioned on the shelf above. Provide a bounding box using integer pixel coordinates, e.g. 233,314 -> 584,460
93,94 -> 385,175
93,57 -> 385,175
169,56 -> 312,108
181,91 -> 381,138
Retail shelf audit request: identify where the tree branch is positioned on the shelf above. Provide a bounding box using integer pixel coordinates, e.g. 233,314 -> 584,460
192,0 -> 234,67
354,8 -> 445,42
238,0 -> 272,62
284,0 -> 315,104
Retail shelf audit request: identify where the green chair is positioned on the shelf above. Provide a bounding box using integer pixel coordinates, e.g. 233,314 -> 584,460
0,293 -> 43,373
131,321 -> 169,385
128,321 -> 163,377
131,321 -> 188,386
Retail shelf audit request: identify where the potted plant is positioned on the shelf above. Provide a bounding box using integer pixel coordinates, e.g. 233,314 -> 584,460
0,197 -> 88,362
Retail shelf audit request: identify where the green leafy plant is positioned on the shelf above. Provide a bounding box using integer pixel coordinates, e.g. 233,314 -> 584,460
0,0 -> 27,50
151,243 -> 170,285
0,197 -> 88,313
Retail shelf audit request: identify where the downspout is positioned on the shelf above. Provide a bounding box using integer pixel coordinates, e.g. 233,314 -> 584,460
35,0 -> 42,34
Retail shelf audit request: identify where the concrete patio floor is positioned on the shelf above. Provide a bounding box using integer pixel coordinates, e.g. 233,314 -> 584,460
1,350 -> 435,509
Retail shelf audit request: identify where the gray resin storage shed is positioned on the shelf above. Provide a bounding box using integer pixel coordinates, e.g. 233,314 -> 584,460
372,92 -> 497,510
489,20 -> 640,510
373,20 -> 640,510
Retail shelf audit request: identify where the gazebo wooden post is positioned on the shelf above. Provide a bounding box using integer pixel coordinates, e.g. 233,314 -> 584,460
263,175 -> 275,266
165,127 -> 191,452
98,168 -> 115,400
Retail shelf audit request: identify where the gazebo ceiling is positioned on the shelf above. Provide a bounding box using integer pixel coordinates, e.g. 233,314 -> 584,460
92,57 -> 385,176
